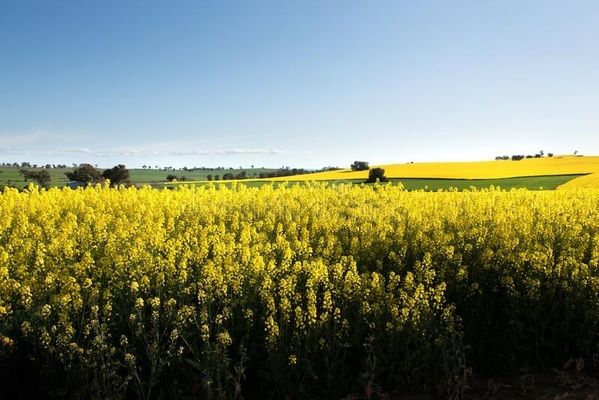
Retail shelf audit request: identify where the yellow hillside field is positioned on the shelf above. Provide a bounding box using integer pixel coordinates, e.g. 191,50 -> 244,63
558,172 -> 599,189
273,155 -> 599,188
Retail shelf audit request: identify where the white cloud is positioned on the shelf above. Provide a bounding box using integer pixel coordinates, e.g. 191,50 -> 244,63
0,134 -> 290,164
0,131 -> 53,147
171,148 -> 288,156
0,146 -> 288,157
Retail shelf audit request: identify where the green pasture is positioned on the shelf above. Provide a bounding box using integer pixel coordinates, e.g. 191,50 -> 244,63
168,174 -> 583,191
0,167 -> 279,189
0,166 -> 583,191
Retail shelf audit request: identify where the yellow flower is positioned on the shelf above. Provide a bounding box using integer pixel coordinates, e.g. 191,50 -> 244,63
135,298 -> 144,309
41,304 -> 52,318
288,354 -> 297,366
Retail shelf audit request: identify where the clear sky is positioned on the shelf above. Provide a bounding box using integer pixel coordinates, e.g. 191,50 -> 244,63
1,0 -> 598,169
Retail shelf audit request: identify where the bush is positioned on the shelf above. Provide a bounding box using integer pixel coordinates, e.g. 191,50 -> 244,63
65,164 -> 102,184
102,165 -> 131,187
350,161 -> 369,171
19,169 -> 51,188
365,167 -> 388,183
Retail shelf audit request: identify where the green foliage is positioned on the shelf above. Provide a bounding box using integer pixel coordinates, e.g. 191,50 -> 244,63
18,169 -> 52,188
366,168 -> 388,183
102,165 -> 131,187
350,161 -> 369,171
65,164 -> 102,184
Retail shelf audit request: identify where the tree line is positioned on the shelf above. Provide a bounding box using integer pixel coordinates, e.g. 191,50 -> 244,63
17,164 -> 131,188
495,150 -> 554,161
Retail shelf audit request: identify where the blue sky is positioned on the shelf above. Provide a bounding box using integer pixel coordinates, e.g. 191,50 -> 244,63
1,0 -> 598,169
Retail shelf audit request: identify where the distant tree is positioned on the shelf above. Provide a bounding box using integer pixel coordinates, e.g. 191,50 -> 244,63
65,163 -> 102,184
102,164 -> 130,186
214,175 -> 220,181
207,174 -> 213,181
350,161 -> 369,171
19,169 -> 51,188
539,150 -> 544,157
166,174 -> 178,182
548,153 -> 554,157
365,167 -> 388,183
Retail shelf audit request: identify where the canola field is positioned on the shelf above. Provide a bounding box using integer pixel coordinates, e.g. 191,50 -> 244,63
274,156 -> 599,188
1,183 -> 599,399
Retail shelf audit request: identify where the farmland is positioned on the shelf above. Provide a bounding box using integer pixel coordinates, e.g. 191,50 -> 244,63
4,156 -> 599,191
1,184 -> 598,398
0,167 -> 279,189
270,155 -> 599,189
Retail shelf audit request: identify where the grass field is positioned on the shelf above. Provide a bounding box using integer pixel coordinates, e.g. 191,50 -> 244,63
171,174 -> 582,191
385,175 -> 581,190
0,167 -> 279,189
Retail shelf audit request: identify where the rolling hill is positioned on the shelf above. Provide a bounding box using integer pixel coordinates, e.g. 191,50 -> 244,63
271,155 -> 599,188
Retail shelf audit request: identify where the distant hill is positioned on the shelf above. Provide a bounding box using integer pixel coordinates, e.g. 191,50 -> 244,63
271,155 -> 599,189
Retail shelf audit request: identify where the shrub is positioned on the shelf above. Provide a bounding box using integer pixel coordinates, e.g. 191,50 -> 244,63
365,167 -> 388,183
18,169 -> 52,188
350,161 -> 369,171
102,165 -> 131,187
65,164 -> 102,184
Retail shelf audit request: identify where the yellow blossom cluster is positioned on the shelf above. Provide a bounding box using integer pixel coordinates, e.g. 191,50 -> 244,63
0,183 -> 598,398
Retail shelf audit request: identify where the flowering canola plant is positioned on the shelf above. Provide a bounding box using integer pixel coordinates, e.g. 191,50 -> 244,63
1,183 -> 599,398
272,155 -> 599,188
